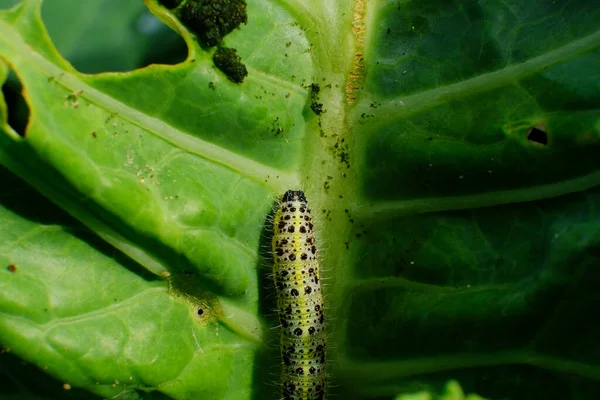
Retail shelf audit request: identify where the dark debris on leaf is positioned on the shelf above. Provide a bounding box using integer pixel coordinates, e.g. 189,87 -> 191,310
176,0 -> 247,47
309,83 -> 323,115
213,47 -> 248,83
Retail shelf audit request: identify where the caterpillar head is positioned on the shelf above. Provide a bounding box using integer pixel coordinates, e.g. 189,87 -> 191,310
282,190 -> 307,203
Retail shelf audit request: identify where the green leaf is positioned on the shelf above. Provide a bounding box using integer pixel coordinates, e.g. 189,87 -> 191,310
1,0 -> 600,399
0,165 -> 255,399
394,380 -> 488,400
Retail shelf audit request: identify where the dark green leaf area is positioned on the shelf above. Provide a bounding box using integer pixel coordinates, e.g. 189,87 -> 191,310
520,52 -> 600,112
348,284 -> 554,358
367,0 -> 600,98
393,365 -> 600,400
352,200 -> 558,286
178,0 -> 247,47
344,188 -> 600,397
213,46 -> 248,83
361,85 -> 600,200
0,352 -> 104,400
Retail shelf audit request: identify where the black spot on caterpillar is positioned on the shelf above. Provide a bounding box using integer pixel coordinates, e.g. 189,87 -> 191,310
273,190 -> 326,400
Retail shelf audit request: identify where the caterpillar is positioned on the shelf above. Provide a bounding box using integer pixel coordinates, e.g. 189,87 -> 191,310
272,190 -> 326,400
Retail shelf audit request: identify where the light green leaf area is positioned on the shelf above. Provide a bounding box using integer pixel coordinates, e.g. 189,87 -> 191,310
1,0 -> 600,399
0,167 -> 254,399
394,380 -> 487,400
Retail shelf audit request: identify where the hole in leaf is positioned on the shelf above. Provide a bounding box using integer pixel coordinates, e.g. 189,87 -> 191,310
137,10 -> 187,68
158,0 -> 182,7
1,70 -> 30,137
40,4 -> 186,73
527,126 -> 548,145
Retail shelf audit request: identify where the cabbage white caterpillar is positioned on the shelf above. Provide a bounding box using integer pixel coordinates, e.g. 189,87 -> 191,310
272,190 -> 326,400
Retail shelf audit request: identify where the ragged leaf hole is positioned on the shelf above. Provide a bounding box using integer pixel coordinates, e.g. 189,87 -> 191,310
527,126 -> 548,145
1,69 -> 30,138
